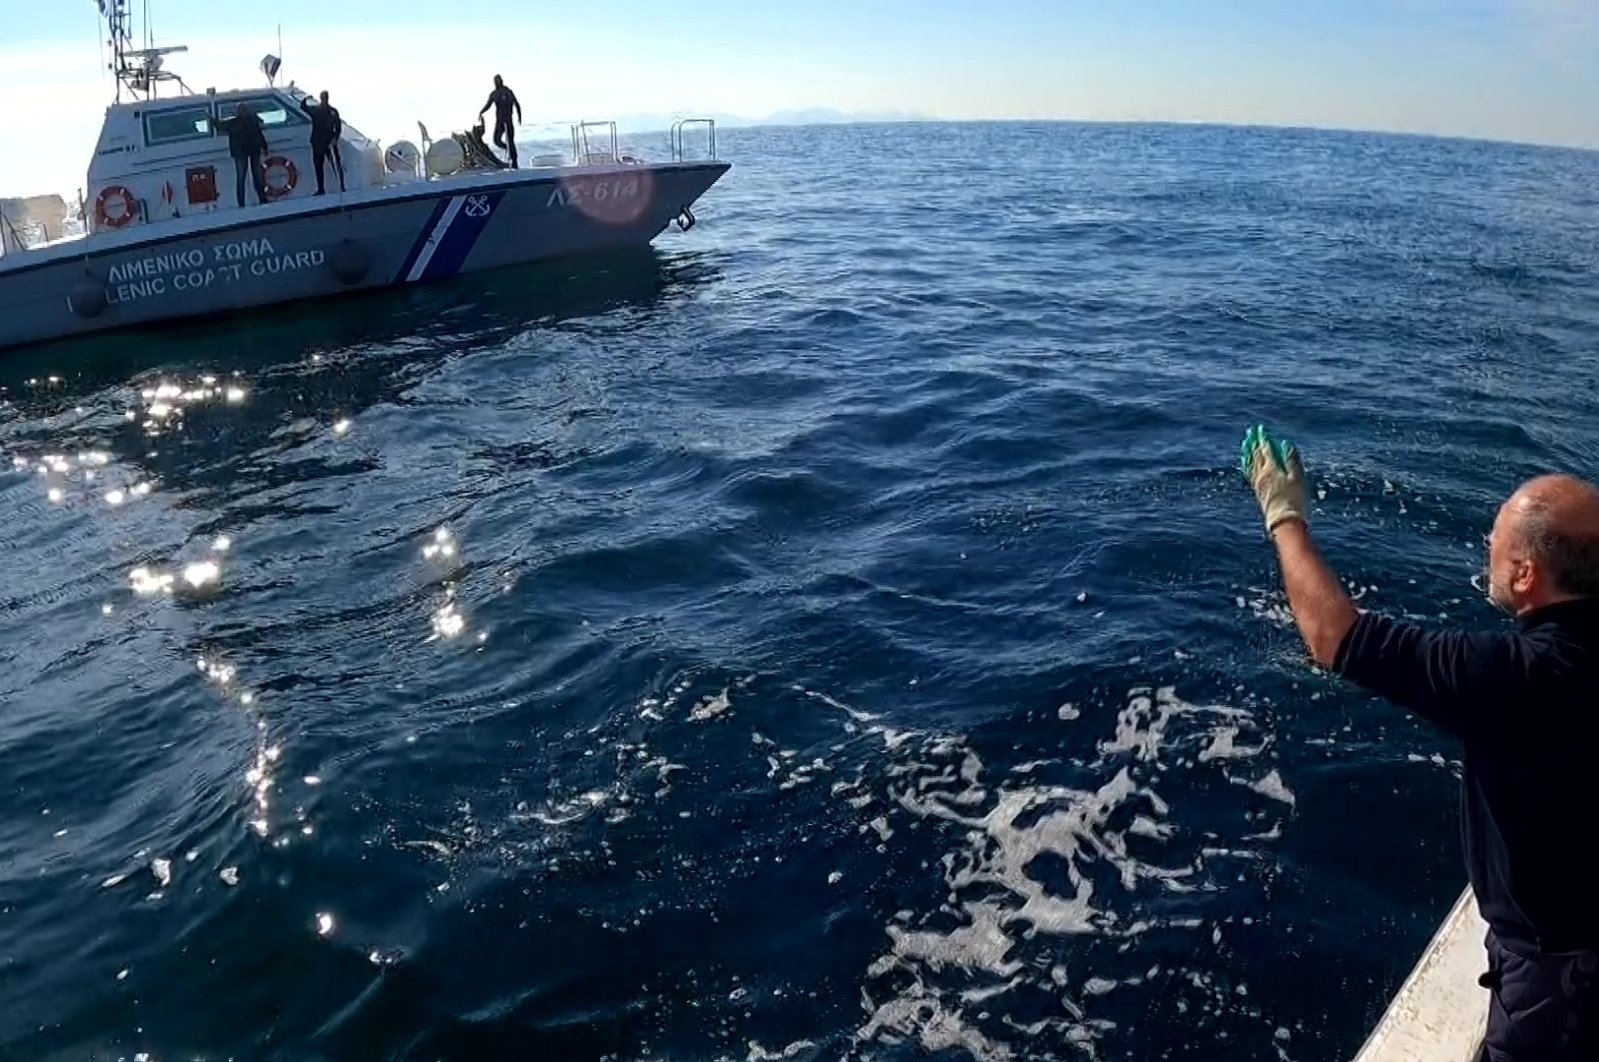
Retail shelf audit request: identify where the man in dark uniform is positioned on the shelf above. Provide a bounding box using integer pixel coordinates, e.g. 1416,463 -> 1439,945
213,102 -> 269,208
300,90 -> 345,195
478,74 -> 522,168
1241,425 -> 1598,1061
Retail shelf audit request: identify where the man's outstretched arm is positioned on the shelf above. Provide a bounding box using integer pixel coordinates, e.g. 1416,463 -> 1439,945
1239,424 -> 1514,736
1270,519 -> 1357,667
1240,424 -> 1357,668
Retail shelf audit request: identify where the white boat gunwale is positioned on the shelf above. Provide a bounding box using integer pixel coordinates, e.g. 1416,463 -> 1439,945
0,158 -> 730,279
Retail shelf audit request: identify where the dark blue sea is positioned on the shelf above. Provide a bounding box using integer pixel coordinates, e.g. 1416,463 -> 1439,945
3,121 -> 1598,1062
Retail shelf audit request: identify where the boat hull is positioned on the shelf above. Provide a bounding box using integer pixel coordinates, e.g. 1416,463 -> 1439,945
0,162 -> 728,351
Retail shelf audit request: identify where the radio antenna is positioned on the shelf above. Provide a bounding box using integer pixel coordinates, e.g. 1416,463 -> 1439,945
95,0 -> 188,101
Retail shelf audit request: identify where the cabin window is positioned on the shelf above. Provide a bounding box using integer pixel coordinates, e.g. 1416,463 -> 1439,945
230,95 -> 309,130
143,105 -> 214,145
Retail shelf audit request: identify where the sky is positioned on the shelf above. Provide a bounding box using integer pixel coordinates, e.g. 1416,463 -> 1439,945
3,0 -> 1596,196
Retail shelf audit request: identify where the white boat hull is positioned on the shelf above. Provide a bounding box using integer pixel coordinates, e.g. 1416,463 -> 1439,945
0,161 -> 728,351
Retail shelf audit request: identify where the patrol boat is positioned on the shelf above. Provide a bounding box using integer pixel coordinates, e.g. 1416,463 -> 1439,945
0,1 -> 729,352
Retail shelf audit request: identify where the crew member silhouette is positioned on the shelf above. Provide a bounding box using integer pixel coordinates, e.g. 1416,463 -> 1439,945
479,75 -> 523,168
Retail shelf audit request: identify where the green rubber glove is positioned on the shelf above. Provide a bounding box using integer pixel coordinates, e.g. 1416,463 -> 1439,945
1239,424 -> 1309,532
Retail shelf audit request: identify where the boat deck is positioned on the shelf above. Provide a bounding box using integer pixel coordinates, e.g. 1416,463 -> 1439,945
1352,887 -> 1488,1062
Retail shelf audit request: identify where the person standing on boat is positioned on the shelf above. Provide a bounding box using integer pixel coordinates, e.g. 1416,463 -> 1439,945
479,75 -> 522,168
301,90 -> 345,195
214,102 -> 269,208
1240,426 -> 1598,1062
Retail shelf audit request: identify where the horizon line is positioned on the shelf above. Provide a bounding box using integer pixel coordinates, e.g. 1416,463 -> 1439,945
599,114 -> 1598,156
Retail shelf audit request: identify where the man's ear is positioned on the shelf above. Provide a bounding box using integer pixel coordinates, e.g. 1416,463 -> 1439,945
1514,558 -> 1538,596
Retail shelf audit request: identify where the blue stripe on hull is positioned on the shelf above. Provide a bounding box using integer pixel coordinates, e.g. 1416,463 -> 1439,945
418,191 -> 508,283
394,196 -> 454,282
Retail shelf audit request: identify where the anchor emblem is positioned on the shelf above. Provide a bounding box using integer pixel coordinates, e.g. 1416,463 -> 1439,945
463,195 -> 493,218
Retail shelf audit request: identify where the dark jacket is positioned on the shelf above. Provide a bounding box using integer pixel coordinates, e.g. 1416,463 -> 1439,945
482,86 -> 521,123
300,100 -> 343,144
215,112 -> 268,159
1336,599 -> 1599,951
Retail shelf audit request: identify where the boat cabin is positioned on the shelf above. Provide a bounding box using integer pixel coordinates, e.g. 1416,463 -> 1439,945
85,87 -> 383,233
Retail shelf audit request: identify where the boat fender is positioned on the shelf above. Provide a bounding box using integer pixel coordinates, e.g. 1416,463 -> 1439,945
95,185 -> 138,230
327,240 -> 369,286
68,278 -> 108,319
262,155 -> 299,200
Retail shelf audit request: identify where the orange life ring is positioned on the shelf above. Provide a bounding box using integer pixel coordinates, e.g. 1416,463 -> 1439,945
95,185 -> 138,229
262,155 -> 299,200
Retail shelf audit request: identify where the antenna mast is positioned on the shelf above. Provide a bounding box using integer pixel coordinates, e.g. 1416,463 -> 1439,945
96,0 -> 189,101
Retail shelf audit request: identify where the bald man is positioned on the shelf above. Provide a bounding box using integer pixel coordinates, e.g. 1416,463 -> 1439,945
1241,425 -> 1598,1062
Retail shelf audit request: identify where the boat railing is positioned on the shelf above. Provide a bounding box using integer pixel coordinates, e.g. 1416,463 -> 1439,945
0,213 -> 42,257
670,118 -> 718,162
571,120 -> 620,166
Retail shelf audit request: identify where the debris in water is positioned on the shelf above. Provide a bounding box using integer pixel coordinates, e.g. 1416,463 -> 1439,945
690,689 -> 732,721
1237,769 -> 1297,807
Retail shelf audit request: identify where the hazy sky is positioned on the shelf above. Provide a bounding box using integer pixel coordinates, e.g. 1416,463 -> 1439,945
4,0 -> 1596,195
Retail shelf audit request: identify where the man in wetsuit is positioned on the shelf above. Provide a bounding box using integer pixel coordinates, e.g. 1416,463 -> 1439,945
300,90 -> 345,195
214,102 -> 269,208
478,74 -> 522,168
1241,425 -> 1598,1061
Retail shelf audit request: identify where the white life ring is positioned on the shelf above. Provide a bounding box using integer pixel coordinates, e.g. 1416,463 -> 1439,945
95,185 -> 138,229
262,155 -> 299,200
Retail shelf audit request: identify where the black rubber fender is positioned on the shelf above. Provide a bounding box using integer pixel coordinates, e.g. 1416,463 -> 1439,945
327,240 -> 369,286
67,278 -> 107,319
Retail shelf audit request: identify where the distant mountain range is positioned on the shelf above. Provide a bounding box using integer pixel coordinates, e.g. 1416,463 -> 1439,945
605,109 -> 933,134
